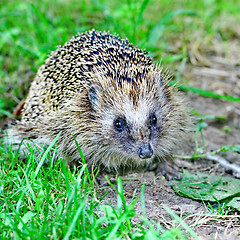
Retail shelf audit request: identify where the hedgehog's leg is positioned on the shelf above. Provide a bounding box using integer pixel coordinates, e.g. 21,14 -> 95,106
5,121 -> 51,159
147,156 -> 182,180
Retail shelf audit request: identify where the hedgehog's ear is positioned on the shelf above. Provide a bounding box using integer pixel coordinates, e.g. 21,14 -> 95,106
88,84 -> 103,109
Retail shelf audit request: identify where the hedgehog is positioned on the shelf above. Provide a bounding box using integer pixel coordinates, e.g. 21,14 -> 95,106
7,30 -> 189,179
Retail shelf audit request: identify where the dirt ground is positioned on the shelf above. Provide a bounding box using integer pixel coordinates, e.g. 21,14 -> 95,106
100,39 -> 240,240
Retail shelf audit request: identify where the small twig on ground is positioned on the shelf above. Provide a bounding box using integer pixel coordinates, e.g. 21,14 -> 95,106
205,155 -> 240,178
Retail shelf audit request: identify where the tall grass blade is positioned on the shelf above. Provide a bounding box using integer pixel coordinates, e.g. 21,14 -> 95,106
178,85 -> 240,102
34,131 -> 61,178
148,9 -> 197,49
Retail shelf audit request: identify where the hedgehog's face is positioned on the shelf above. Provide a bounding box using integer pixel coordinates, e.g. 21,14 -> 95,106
109,100 -> 160,161
88,80 -> 172,165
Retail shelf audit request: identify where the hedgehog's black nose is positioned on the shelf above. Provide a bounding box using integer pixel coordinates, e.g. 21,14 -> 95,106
138,144 -> 153,159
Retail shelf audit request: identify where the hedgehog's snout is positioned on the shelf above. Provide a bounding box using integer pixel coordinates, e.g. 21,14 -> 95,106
138,143 -> 153,159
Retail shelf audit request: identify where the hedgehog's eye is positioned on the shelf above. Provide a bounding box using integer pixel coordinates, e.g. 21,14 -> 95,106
114,118 -> 125,131
150,113 -> 157,126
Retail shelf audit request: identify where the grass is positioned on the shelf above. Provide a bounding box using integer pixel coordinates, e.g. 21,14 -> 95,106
1,0 -> 240,238
0,139 -> 193,239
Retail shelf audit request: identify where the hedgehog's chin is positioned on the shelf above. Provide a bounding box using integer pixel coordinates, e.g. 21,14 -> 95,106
135,155 -> 155,165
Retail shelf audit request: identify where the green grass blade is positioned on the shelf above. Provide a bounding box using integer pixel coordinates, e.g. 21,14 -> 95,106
141,184 -> 146,218
63,199 -> 86,240
34,131 -> 61,178
174,57 -> 187,83
164,206 -> 200,240
148,9 -> 198,48
178,84 -> 240,102
136,0 -> 150,27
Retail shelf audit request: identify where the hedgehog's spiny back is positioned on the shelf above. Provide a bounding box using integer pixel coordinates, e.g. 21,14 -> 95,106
65,30 -> 153,86
22,30 -> 155,122
47,30 -> 153,85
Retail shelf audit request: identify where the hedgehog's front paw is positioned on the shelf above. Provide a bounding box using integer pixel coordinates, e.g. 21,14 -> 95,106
147,157 -> 182,180
156,161 -> 182,180
95,174 -> 117,187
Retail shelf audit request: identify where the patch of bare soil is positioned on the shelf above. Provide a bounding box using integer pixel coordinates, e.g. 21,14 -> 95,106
100,39 -> 240,239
